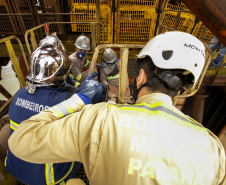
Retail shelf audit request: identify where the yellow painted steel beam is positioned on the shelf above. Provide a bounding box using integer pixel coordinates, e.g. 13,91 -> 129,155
25,24 -> 46,55
25,22 -> 105,55
172,42 -> 213,105
5,40 -> 26,87
30,31 -> 38,52
118,48 -> 129,104
0,35 -> 29,87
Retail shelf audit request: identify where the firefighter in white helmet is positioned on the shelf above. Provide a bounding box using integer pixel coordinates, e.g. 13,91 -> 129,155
9,31 -> 226,185
100,48 -> 131,102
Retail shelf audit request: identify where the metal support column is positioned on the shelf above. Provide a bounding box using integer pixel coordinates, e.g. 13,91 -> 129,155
27,0 -> 43,42
192,86 -> 208,123
96,0 -> 101,46
91,23 -> 97,53
118,48 -> 129,104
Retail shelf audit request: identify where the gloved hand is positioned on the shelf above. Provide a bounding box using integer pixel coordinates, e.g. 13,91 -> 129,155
96,62 -> 106,68
78,72 -> 106,104
64,82 -> 78,94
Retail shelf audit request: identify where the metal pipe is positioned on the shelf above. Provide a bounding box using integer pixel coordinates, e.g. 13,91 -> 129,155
0,0 -> 89,16
112,0 -> 116,43
28,0 -> 42,42
25,22 -> 105,54
0,12 -> 90,16
172,42 -> 212,104
0,13 -> 31,16
156,9 -> 191,35
174,12 -> 181,30
182,0 -> 226,46
89,44 -> 145,75
91,23 -> 97,52
96,0 -> 101,46
0,84 -> 12,99
88,44 -> 145,102
154,0 -> 165,36
118,48 -> 129,104
192,94 -> 208,123
25,24 -> 44,54
192,85 -> 208,123
218,124 -> 226,137
0,35 -> 29,87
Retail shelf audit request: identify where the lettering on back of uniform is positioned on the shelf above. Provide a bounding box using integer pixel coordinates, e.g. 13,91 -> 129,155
118,114 -> 205,185
15,98 -> 49,113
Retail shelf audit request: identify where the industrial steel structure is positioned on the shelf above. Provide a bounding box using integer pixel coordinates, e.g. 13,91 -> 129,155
0,0 -> 226,184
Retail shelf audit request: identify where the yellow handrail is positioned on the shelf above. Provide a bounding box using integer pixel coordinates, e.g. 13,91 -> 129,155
0,35 -> 29,87
25,22 -> 105,55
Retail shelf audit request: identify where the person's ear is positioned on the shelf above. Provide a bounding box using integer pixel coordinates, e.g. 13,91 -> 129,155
136,69 -> 147,88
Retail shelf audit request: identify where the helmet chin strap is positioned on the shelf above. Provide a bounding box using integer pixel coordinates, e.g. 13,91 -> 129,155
26,82 -> 37,94
155,68 -> 184,91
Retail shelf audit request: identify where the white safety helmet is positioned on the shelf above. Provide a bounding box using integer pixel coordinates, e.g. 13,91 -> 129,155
137,31 -> 205,89
104,48 -> 116,63
74,35 -> 90,51
39,33 -> 67,53
26,45 -> 72,89
39,36 -> 60,48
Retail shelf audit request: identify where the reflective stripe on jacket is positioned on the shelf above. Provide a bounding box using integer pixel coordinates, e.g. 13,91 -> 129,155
69,52 -> 89,83
9,93 -> 226,185
100,59 -> 129,90
6,86 -> 82,185
107,73 -> 120,80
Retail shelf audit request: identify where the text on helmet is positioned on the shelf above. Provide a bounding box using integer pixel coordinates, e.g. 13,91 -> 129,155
184,43 -> 205,58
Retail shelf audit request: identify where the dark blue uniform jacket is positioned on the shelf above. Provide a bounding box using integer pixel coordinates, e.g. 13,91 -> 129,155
6,86 -> 82,185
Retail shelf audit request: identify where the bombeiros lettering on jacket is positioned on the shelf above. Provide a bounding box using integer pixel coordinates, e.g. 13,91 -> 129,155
15,98 -> 50,113
118,114 -> 206,184
184,43 -> 205,58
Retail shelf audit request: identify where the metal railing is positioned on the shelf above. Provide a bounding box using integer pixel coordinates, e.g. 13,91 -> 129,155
0,35 -> 29,116
0,0 -> 89,16
172,42 -> 213,105
25,22 -> 105,55
89,43 -> 213,104
0,35 -> 29,87
89,44 -> 144,103
156,9 -> 194,35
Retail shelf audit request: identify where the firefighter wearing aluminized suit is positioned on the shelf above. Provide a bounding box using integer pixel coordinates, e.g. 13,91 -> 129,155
8,32 -> 226,185
69,35 -> 91,87
100,48 -> 130,102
